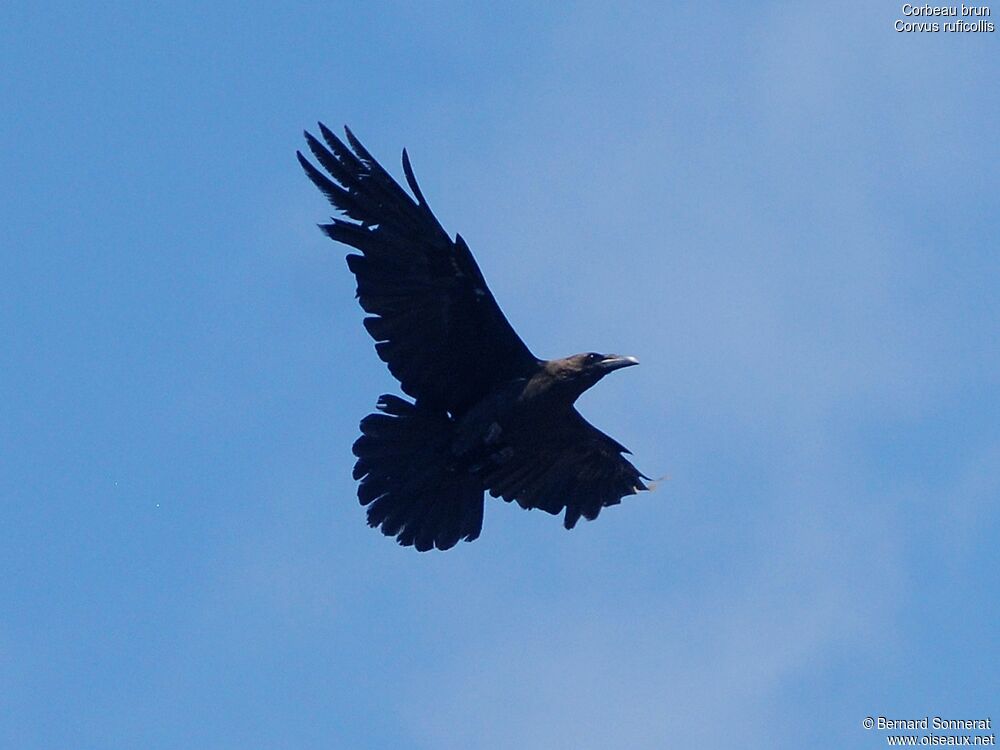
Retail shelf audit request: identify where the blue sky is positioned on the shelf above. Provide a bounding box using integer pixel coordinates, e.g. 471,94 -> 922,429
2,2 -> 997,748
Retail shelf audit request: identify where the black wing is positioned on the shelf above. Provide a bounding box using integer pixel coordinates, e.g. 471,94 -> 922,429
481,409 -> 648,529
298,124 -> 539,415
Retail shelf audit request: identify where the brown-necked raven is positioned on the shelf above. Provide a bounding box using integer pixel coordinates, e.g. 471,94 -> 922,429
298,125 -> 648,551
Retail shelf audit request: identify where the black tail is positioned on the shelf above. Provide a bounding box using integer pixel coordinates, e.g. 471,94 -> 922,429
352,395 -> 484,551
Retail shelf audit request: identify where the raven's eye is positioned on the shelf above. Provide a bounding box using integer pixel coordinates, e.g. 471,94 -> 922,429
586,353 -> 601,364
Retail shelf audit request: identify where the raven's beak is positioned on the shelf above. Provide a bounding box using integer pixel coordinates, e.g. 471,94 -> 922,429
598,355 -> 640,372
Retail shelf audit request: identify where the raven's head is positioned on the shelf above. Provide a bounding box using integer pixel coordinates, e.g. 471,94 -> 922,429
545,352 -> 639,399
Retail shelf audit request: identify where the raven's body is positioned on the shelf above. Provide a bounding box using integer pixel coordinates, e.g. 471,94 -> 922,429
450,354 -> 640,477
299,125 -> 648,550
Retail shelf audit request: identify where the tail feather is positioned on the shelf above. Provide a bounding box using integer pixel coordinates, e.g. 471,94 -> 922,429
352,395 -> 484,551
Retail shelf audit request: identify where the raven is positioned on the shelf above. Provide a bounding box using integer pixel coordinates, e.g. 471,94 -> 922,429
298,125 -> 648,551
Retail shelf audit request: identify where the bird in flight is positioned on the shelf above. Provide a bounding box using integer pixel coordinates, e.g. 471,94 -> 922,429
298,125 -> 648,551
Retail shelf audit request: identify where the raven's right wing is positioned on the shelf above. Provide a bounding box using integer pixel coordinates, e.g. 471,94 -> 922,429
298,124 -> 540,415
481,408 -> 649,530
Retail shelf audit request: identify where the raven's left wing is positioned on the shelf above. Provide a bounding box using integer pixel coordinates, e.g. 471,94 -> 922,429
481,409 -> 648,529
298,124 -> 540,415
